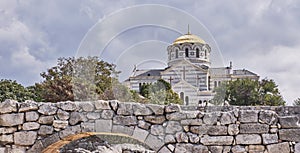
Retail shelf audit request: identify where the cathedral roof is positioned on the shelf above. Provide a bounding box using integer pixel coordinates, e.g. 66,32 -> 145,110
173,33 -> 206,44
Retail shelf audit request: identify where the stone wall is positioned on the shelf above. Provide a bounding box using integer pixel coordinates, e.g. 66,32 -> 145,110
0,99 -> 300,153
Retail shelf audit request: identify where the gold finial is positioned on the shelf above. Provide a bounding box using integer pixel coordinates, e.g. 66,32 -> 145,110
187,24 -> 190,34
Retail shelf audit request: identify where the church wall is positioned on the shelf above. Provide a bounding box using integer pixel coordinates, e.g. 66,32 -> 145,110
1,100 -> 299,153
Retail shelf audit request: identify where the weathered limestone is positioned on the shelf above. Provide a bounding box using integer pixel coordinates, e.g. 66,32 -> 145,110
236,134 -> 261,145
38,104 -> 57,115
200,135 -> 233,145
0,99 -> 18,113
0,100 -> 299,153
266,142 -> 290,153
0,113 -> 24,126
14,131 -> 37,145
279,129 -> 300,142
239,110 -> 258,123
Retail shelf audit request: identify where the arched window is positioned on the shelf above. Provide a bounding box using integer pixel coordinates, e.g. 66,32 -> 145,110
185,96 -> 189,105
185,48 -> 189,57
175,49 -> 178,58
196,48 -> 199,58
205,50 -> 207,59
180,92 -> 184,101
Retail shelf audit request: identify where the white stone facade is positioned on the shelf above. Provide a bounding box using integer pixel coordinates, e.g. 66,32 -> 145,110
125,32 -> 259,105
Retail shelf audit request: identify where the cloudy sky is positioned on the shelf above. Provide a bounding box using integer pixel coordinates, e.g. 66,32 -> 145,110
1,0 -> 300,105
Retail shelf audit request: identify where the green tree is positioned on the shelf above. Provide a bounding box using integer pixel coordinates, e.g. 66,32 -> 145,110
293,98 -> 300,106
36,56 -> 125,102
213,79 -> 285,106
0,79 -> 34,102
140,79 -> 183,105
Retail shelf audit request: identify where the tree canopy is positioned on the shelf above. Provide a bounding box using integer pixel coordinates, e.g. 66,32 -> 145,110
140,79 -> 183,105
0,79 -> 34,102
212,79 -> 285,106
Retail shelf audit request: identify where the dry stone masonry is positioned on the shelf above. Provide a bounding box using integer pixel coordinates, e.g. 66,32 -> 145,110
0,99 -> 300,153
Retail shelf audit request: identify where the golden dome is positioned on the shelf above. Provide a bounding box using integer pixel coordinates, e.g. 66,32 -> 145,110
173,33 -> 206,44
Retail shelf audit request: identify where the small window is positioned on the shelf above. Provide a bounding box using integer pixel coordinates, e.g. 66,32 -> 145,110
196,48 -> 199,58
185,48 -> 189,57
185,96 -> 189,105
175,49 -> 178,58
147,74 -> 150,76
180,92 -> 184,101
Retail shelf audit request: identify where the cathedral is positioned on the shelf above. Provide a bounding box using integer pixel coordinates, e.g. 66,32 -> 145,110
124,30 -> 259,106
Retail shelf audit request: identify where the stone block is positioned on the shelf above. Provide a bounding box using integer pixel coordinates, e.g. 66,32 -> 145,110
151,125 -> 164,136
26,140 -> 44,153
0,99 -> 18,113
166,112 -> 187,121
41,133 -> 60,148
81,122 -> 95,132
38,125 -> 54,135
279,129 -> 300,142
132,127 -> 149,142
165,134 -> 176,143
38,115 -> 54,124
190,125 -> 210,136
0,134 -> 13,144
57,109 -> 69,120
113,116 -> 137,125
25,111 -> 39,121
144,115 -> 166,124
38,104 -> 57,115
231,145 -> 246,153
295,142 -> 300,153
279,116 -> 300,128
133,104 -> 153,115
95,100 -> 111,110
147,104 -> 164,115
185,111 -> 200,119
95,119 -> 112,132
69,112 -> 85,125
145,134 -> 164,151
266,142 -> 290,153
262,134 -> 278,144
239,123 -> 269,134
187,132 -> 200,143
203,112 -> 220,125
208,146 -> 223,153
101,110 -> 114,119
181,119 -> 202,125
59,125 -> 81,139
248,145 -> 265,152
200,135 -> 233,145
239,110 -> 258,123
0,127 -> 17,134
0,113 -> 24,126
23,122 -> 40,130
259,110 -> 278,125
112,125 -> 134,136
165,104 -> 180,113
207,126 -> 227,136
193,145 -> 209,153
53,120 -> 69,129
14,131 -> 37,146
117,103 -> 133,115
138,120 -> 151,130
220,112 -> 237,125
236,134 -> 261,145
19,100 -> 38,112
174,143 -> 193,153
57,101 -> 77,111
86,112 -> 100,120
228,124 -> 239,135
175,132 -> 189,143
165,121 -> 182,134
77,102 -> 94,112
